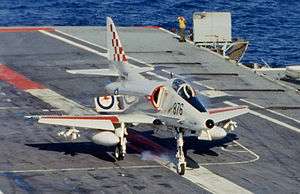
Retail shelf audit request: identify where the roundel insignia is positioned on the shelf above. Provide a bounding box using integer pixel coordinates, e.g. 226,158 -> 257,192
97,96 -> 115,109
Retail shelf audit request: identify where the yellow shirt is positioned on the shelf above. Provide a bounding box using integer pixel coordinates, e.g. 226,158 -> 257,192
178,17 -> 186,29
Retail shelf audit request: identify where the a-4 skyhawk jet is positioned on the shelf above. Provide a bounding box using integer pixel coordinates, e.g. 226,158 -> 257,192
28,17 -> 249,175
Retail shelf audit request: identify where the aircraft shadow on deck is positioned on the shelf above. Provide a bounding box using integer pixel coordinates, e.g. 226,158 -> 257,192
137,129 -> 238,155
136,130 -> 238,168
26,129 -> 237,167
26,142 -> 117,162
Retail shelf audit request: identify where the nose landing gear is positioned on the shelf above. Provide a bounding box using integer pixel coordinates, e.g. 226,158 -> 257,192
114,122 -> 127,161
176,128 -> 186,175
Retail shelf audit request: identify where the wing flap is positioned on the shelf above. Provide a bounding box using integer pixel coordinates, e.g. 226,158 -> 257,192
66,69 -> 119,76
38,115 -> 118,131
208,106 -> 249,123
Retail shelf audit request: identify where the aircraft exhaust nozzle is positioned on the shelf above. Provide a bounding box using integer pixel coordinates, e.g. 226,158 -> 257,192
92,131 -> 120,146
205,119 -> 215,129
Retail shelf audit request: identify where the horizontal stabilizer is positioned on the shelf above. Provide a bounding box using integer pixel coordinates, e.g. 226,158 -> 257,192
66,69 -> 119,76
208,106 -> 249,123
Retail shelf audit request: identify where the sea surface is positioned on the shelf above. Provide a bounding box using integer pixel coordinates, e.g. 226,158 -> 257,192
0,0 -> 299,67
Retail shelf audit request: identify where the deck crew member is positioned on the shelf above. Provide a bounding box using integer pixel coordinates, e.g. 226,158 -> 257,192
177,16 -> 186,42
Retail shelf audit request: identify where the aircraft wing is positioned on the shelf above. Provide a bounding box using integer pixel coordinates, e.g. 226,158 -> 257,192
66,69 -> 119,76
36,115 -> 118,131
27,113 -> 156,130
207,106 -> 249,123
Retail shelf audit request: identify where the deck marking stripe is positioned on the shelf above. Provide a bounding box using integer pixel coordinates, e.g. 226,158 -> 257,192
240,99 -> 300,124
40,30 -> 148,71
157,159 -> 252,194
202,140 -> 259,165
0,106 -> 21,110
224,101 -> 300,133
0,27 -> 54,33
26,89 -> 95,115
193,81 -> 216,90
0,165 -> 162,174
39,29 -> 252,194
146,72 -> 168,80
53,29 -> 153,67
39,30 -> 109,58
0,64 -> 45,90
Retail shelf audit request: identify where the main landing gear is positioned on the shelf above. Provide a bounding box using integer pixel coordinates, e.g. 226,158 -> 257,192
57,127 -> 80,140
114,122 -> 127,160
176,128 -> 186,175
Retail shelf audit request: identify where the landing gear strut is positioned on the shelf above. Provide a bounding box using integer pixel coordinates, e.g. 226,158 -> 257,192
176,128 -> 186,175
114,122 -> 127,160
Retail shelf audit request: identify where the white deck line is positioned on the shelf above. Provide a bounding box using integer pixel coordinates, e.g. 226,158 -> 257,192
26,88 -> 95,115
157,159 -> 252,194
202,140 -> 259,166
54,29 -> 154,68
240,99 -> 300,124
0,165 -> 162,174
39,29 -> 253,194
0,106 -> 20,110
40,30 -> 153,74
147,72 -> 168,80
224,101 -> 300,133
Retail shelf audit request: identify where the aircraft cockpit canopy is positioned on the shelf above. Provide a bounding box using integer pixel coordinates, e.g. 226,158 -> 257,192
171,79 -> 207,112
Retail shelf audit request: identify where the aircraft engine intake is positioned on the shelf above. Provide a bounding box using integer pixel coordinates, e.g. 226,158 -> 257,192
153,119 -> 163,125
92,131 -> 120,146
205,119 -> 215,129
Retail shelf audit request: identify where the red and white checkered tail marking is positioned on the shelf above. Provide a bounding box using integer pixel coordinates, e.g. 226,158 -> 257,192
107,17 -> 128,63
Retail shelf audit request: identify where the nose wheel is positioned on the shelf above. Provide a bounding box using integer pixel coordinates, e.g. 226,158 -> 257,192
114,143 -> 125,160
114,122 -> 127,161
176,128 -> 186,175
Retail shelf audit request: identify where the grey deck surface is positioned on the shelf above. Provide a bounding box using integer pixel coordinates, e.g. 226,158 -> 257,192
0,26 -> 299,193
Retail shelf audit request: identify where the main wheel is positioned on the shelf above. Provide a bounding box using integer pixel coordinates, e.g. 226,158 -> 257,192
114,144 -> 124,160
177,163 -> 186,175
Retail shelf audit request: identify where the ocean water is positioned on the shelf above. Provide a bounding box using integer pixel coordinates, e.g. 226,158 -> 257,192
0,0 -> 299,67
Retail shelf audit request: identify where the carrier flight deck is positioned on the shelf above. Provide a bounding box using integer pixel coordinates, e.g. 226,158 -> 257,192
0,25 -> 299,193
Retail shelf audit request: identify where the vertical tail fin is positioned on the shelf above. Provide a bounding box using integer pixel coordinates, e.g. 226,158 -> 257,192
107,17 -> 128,79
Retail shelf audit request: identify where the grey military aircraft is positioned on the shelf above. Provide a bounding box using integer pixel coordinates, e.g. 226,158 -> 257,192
28,17 -> 249,175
